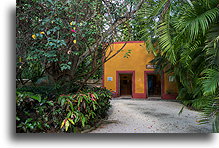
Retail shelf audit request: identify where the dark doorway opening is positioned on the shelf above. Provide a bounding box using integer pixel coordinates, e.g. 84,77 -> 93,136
120,74 -> 132,96
147,74 -> 161,97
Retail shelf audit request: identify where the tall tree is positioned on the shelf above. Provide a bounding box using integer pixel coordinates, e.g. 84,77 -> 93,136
16,0 -> 145,89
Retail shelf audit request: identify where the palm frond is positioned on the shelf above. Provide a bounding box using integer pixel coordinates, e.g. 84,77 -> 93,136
157,21 -> 172,53
151,0 -> 169,17
204,23 -> 219,66
174,5 -> 219,40
199,95 -> 219,132
201,68 -> 219,96
212,112 -> 219,133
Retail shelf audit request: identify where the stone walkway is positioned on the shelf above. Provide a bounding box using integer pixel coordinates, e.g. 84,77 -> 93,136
90,99 -> 212,133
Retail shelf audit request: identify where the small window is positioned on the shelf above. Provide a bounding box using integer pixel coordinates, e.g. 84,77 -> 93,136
107,77 -> 113,81
168,76 -> 175,82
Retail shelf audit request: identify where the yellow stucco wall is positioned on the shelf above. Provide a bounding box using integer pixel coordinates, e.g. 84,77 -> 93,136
103,41 -> 178,98
104,42 -> 154,93
164,73 -> 178,94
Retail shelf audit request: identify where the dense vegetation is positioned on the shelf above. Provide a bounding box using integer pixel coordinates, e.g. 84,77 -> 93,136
16,0 -> 144,133
16,0 -> 144,88
16,87 -> 111,133
16,0 -> 219,132
135,0 -> 219,132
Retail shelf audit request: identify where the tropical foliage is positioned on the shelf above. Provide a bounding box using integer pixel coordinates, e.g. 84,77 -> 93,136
16,0 -> 219,133
58,87 -> 111,132
136,0 -> 219,132
16,87 -> 111,133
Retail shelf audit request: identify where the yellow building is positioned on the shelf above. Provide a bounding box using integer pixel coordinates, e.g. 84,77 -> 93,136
103,41 -> 178,99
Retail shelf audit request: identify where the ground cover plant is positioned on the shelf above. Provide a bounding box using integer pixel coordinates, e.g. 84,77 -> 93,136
16,87 -> 111,133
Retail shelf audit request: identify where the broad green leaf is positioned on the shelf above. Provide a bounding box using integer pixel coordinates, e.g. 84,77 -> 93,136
47,101 -> 54,106
25,118 -> 33,123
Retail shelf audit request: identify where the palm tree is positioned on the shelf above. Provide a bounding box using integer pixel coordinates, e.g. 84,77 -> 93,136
138,0 -> 219,132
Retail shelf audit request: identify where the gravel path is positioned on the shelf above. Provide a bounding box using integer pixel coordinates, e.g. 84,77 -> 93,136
90,99 -> 212,133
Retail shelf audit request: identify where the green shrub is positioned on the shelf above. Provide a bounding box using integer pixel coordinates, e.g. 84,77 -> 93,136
58,87 -> 112,132
86,87 -> 112,118
16,82 -> 80,99
16,91 -> 64,133
16,87 -> 112,133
